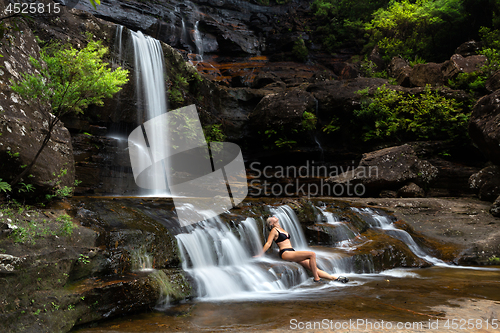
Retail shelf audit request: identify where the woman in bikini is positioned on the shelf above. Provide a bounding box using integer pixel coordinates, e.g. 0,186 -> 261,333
255,216 -> 348,283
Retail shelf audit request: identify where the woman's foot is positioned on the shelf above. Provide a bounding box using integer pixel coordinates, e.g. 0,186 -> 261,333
334,276 -> 349,283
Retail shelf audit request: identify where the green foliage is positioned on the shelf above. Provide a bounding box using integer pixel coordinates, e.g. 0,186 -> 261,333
292,37 -> 308,62
0,179 -> 12,193
322,116 -> 341,134
364,0 -> 471,62
275,138 -> 297,148
311,0 -> 388,52
169,73 -> 189,106
78,254 -> 90,265
17,183 -> 35,194
358,57 -> 394,81
2,204 -> 74,245
11,40 -> 129,115
57,214 -> 74,236
354,85 -> 468,142
301,111 -> 317,131
203,124 -> 227,143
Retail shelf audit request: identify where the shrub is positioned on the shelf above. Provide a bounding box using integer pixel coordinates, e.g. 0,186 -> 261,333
355,85 -> 468,142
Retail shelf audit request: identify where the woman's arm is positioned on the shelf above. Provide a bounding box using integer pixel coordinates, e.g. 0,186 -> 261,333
254,229 -> 276,257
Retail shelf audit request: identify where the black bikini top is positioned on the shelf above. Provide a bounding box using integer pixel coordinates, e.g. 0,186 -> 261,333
274,228 -> 291,243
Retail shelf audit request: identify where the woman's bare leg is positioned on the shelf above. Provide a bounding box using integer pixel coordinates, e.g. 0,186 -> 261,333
281,250 -> 320,281
298,259 -> 337,280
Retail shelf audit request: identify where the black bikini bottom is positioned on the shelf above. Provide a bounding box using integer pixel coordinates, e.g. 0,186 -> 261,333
279,248 -> 295,259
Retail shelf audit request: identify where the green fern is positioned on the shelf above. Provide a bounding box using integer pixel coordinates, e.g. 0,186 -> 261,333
0,179 -> 12,193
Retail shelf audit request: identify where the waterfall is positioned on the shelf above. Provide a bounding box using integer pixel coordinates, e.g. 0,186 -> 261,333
176,215 -> 312,300
131,248 -> 154,272
271,205 -> 360,275
193,21 -> 203,61
321,210 -> 361,248
130,31 -> 171,196
113,25 -> 124,66
350,207 -> 447,266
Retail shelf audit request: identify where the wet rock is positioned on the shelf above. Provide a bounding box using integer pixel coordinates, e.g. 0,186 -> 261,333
409,62 -> 445,87
491,196 -> 500,217
442,54 -> 487,81
485,70 -> 500,93
328,144 -> 438,196
0,254 -> 24,273
355,229 -> 430,271
397,182 -> 425,198
469,90 -> 500,165
469,166 -> 500,201
387,57 -> 412,87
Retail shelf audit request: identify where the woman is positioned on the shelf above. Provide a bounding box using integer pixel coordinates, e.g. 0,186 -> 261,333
255,216 -> 349,283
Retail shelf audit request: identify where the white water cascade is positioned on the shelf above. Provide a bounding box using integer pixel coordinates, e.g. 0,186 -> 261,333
176,215 -> 312,301
320,209 -> 362,248
350,207 -> 447,266
270,205 -> 360,275
130,30 -> 171,195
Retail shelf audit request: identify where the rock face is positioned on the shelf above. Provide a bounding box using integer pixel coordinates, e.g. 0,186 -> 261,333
0,200 -> 190,333
328,144 -> 438,196
491,195 -> 500,217
485,70 -> 500,93
410,62 -> 445,87
469,89 -> 500,165
0,13 -> 74,195
442,54 -> 487,80
388,54 -> 486,88
469,166 -> 500,201
249,90 -> 316,129
387,57 -> 412,86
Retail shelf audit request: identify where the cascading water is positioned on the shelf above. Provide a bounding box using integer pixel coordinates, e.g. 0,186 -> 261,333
270,205 -> 363,275
350,207 -> 447,266
193,21 -> 203,61
130,30 -> 171,196
175,215 -> 311,301
320,209 -> 362,248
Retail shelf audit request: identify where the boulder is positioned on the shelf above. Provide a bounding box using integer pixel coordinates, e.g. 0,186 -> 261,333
455,40 -> 481,57
469,166 -> 500,201
0,18 -> 74,194
491,196 -> 500,217
327,144 -> 438,195
367,46 -> 385,71
307,77 -> 389,118
249,90 -> 316,129
442,54 -> 487,81
469,90 -> 500,165
409,62 -> 445,87
398,182 -> 425,198
485,71 -> 500,93
387,57 -> 412,87
252,71 -> 283,89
